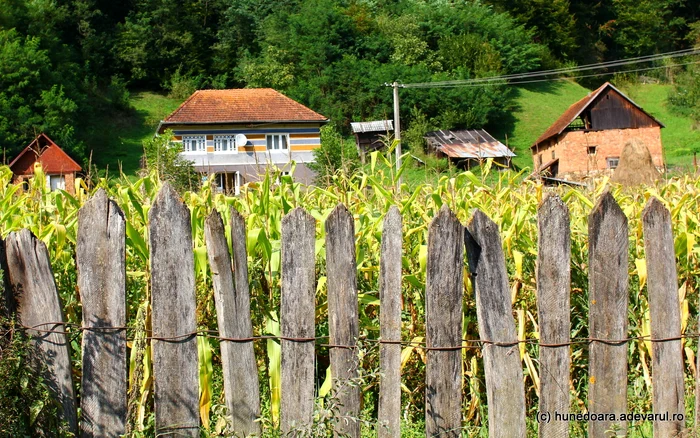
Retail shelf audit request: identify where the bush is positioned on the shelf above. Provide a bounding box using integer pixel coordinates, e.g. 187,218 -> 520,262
309,125 -> 360,186
142,129 -> 201,192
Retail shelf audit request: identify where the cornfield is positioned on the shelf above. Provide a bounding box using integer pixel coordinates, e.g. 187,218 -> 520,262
1,156 -> 699,436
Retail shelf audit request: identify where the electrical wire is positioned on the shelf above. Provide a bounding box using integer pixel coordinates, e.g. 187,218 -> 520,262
404,59 -> 700,89
400,48 -> 700,89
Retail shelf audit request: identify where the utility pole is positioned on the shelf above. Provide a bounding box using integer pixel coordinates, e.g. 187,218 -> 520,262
391,81 -> 402,188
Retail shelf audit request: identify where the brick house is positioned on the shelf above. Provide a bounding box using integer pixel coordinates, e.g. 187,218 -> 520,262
158,88 -> 328,193
531,82 -> 664,179
9,133 -> 82,194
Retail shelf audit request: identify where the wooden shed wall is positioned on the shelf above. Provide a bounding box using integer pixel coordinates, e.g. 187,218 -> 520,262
590,89 -> 660,131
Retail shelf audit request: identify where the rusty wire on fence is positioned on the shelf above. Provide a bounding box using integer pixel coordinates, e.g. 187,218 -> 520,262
2,320 -> 698,350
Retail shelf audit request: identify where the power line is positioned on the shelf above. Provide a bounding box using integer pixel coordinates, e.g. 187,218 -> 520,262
407,59 -> 700,89
403,48 -> 700,89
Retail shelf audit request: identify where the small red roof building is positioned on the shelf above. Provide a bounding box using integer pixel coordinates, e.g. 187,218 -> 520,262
531,82 -> 664,180
9,133 -> 82,194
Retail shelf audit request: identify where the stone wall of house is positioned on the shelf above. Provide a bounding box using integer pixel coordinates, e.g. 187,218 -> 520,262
532,126 -> 663,178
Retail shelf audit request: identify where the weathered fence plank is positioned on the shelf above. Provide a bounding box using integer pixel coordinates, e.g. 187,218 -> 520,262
0,237 -> 13,315
5,229 -> 78,434
466,209 -> 526,438
149,183 -> 199,437
642,197 -> 685,436
326,204 -> 360,438
588,192 -> 628,437
536,195 -> 570,438
378,206 -> 402,438
281,207 -> 317,434
425,205 -> 464,437
204,209 -> 260,435
77,189 -> 127,437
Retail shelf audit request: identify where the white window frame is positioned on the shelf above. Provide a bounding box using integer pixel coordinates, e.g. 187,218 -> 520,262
46,174 -> 66,191
607,157 -> 620,169
214,135 -> 237,153
182,135 -> 205,153
266,134 -> 289,152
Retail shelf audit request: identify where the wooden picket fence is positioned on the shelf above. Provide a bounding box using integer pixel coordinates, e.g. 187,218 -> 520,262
0,184 -> 693,437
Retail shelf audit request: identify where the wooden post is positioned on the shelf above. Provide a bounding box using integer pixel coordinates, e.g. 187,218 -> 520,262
204,209 -> 260,435
0,237 -> 13,315
466,209 -> 526,438
642,197 -> 685,436
378,206 -> 402,438
280,208 -> 317,434
425,205 -> 464,437
326,204 -> 360,438
588,192 -> 628,437
536,195 -> 571,438
149,183 -> 199,437
5,229 -> 78,434
77,189 -> 127,437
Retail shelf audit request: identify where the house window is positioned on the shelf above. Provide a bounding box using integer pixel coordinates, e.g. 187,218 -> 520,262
182,135 -> 205,153
607,157 -> 620,169
551,150 -> 556,160
588,146 -> 597,155
266,134 -> 288,152
214,135 -> 236,153
47,174 -> 65,191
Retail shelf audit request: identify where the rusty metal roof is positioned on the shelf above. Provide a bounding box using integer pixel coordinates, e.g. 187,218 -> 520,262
350,120 -> 394,133
424,129 -> 515,159
531,82 -> 664,149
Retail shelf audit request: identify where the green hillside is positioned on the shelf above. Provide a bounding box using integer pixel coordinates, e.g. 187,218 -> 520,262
86,91 -> 181,176
490,81 -> 592,170
491,80 -> 699,172
617,83 -> 700,169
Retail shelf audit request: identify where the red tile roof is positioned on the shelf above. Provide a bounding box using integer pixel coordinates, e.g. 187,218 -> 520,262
531,82 -> 663,149
161,88 -> 328,125
9,133 -> 82,175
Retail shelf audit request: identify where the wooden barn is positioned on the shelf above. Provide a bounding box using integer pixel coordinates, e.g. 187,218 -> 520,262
424,129 -> 515,169
9,133 -> 82,194
531,82 -> 664,179
350,120 -> 393,162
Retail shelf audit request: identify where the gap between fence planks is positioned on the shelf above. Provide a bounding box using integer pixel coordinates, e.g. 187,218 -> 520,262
77,189 -> 127,437
5,228 -> 78,434
326,204 -> 361,438
588,191 -> 629,437
204,208 -> 260,435
280,207 -> 317,434
425,204 -> 464,437
149,183 -> 200,437
536,194 -> 570,438
378,206 -> 402,438
466,209 -> 526,438
642,197 -> 685,436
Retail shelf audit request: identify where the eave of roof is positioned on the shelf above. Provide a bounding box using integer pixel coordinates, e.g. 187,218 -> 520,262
530,82 -> 664,149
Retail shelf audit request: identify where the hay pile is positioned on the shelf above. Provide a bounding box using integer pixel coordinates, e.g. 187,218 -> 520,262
611,138 -> 660,186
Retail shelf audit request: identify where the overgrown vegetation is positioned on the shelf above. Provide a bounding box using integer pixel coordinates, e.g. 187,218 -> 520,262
0,158 -> 699,435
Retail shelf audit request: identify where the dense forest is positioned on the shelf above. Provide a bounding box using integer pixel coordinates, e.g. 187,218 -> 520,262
1,0 -> 699,163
